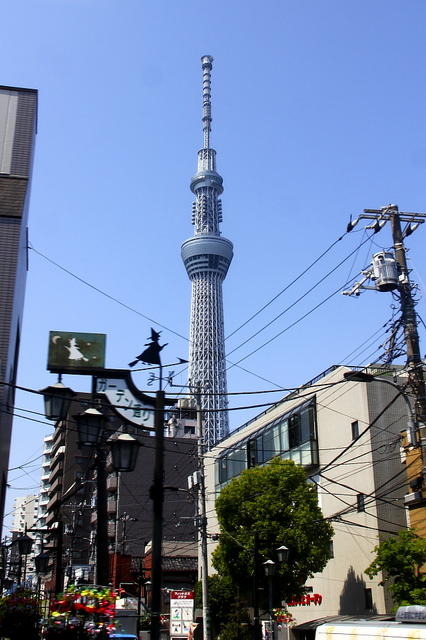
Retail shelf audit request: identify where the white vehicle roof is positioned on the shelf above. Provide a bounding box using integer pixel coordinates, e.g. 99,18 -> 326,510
316,621 -> 426,640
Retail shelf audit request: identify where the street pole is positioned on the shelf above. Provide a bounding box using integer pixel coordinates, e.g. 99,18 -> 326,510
137,556 -> 144,637
253,533 -> 261,640
151,388 -> 165,640
390,210 -> 426,427
195,386 -> 211,640
267,576 -> 274,640
54,519 -> 64,594
95,447 -> 109,586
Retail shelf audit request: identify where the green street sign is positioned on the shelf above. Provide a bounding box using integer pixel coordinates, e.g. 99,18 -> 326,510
47,331 -> 106,370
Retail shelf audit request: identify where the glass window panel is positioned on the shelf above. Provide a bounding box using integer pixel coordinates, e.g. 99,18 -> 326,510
247,439 -> 256,468
218,457 -> 228,484
272,425 -> 281,455
280,419 -> 289,451
300,407 -> 313,444
256,435 -> 264,464
290,446 -> 302,465
229,448 -> 245,479
289,414 -> 301,448
300,442 -> 313,466
262,428 -> 274,463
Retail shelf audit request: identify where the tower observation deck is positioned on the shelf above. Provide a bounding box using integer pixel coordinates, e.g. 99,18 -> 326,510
181,56 -> 233,449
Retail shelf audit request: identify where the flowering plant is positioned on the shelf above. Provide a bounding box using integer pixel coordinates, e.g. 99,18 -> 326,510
272,608 -> 295,625
51,585 -> 121,618
0,589 -> 40,640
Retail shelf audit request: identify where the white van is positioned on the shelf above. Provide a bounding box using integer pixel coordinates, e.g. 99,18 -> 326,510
316,620 -> 426,640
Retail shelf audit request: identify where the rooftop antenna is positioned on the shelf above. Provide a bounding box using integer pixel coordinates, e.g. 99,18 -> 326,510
201,55 -> 213,150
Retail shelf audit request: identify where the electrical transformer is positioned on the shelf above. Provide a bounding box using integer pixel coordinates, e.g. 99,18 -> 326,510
371,251 -> 399,291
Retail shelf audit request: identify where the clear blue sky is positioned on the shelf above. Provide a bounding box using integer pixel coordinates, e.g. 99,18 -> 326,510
3,0 -> 426,532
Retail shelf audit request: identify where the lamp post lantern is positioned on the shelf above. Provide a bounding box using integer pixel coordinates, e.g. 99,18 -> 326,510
74,407 -> 142,586
40,381 -> 75,422
263,559 -> 276,640
343,370 -> 418,445
34,551 -> 50,574
108,433 -> 141,473
17,532 -> 33,586
276,545 -> 289,564
75,407 -> 107,447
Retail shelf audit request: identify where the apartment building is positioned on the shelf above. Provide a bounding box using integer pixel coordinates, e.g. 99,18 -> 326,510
0,86 -> 38,530
204,365 -> 411,629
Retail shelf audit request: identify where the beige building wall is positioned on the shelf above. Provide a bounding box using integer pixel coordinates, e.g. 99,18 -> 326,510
204,365 -> 409,624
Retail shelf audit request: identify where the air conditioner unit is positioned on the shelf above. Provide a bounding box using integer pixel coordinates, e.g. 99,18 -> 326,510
404,491 -> 423,506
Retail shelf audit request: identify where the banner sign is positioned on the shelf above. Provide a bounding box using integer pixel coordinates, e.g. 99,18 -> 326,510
287,593 -> 323,607
170,591 -> 194,638
95,377 -> 155,428
47,331 -> 106,370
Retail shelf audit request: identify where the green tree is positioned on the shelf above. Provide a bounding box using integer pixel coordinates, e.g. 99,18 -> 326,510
365,529 -> 426,606
212,458 -> 333,601
195,575 -> 251,639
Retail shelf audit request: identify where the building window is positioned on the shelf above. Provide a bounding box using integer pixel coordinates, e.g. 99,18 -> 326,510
215,399 -> 317,488
364,588 -> 373,610
184,426 -> 195,435
351,421 -> 359,439
328,541 -> 334,559
357,493 -> 366,512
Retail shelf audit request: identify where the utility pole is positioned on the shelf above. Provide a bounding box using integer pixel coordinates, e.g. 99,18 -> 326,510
252,532 -> 261,640
194,385 -> 211,640
95,447 -> 109,586
345,204 -> 426,533
150,388 -> 166,640
388,209 -> 426,426
366,205 -> 426,427
346,204 -> 426,431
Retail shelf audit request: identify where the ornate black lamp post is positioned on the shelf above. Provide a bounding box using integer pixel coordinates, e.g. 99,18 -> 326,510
109,433 -> 141,473
34,550 -> 50,574
39,380 -> 75,422
263,559 -> 276,640
276,545 -> 289,564
17,532 -> 33,586
343,369 -> 418,444
74,408 -> 142,586
35,548 -> 50,605
261,545 -> 290,640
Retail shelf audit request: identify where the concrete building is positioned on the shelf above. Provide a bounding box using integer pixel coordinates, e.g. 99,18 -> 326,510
43,393 -> 198,589
35,434 -> 54,532
10,493 -> 39,585
11,494 -> 38,533
204,364 -> 411,629
0,85 -> 38,530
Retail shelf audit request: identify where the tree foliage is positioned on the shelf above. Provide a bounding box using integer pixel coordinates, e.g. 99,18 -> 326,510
195,575 -> 252,640
365,529 -> 426,606
212,458 -> 333,600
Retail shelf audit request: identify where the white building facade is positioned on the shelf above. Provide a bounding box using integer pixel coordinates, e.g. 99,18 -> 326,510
204,365 -> 410,628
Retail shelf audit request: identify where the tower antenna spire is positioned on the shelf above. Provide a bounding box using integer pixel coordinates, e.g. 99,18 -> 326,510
181,56 -> 234,449
201,55 -> 213,149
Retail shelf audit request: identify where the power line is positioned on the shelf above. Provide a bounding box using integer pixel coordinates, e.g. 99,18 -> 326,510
226,232 -> 348,340
225,233 -> 375,359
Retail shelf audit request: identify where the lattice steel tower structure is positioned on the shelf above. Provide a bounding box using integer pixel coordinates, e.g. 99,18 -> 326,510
181,56 -> 233,449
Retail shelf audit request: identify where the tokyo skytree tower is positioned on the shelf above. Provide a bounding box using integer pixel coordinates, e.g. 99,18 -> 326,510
181,56 -> 233,449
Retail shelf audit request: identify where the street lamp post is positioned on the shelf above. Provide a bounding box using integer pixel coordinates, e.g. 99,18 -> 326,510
16,531 -> 33,586
74,408 -> 142,586
35,547 -> 50,608
39,380 -> 75,422
343,370 -> 418,445
258,545 -> 289,640
263,560 -> 275,640
275,546 -> 289,640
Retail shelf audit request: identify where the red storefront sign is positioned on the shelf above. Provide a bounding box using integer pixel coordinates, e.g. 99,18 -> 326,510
287,594 -> 323,607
